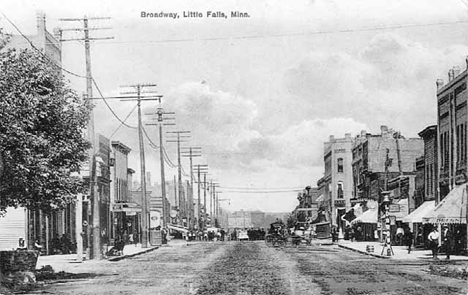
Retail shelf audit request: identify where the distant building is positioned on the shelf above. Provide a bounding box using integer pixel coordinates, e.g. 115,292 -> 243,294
323,133 -> 354,230
228,210 -> 253,228
418,125 -> 438,204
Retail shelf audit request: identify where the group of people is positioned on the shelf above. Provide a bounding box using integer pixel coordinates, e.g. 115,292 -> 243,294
185,229 -> 227,241
427,225 -> 454,260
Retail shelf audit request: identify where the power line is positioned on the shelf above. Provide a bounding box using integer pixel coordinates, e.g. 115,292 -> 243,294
219,186 -> 304,190
108,104 -> 137,139
0,11 -> 137,135
142,126 -> 159,149
0,11 -> 86,78
92,19 -> 468,45
92,78 -> 137,129
219,190 -> 302,194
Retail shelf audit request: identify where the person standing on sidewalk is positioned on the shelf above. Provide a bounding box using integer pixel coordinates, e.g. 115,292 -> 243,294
442,225 -> 453,260
428,227 -> 440,259
403,227 -> 414,254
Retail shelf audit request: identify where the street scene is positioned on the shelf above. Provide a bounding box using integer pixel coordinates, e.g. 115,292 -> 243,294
1,0 -> 468,294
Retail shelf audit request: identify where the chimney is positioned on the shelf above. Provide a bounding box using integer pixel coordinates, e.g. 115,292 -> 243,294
448,69 -> 454,81
360,130 -> 367,137
453,66 -> 461,77
36,11 -> 46,37
436,79 -> 444,90
329,135 -> 335,142
345,133 -> 351,139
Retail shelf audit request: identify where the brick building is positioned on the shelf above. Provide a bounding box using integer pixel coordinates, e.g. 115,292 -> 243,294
323,134 -> 354,230
436,65 -> 468,200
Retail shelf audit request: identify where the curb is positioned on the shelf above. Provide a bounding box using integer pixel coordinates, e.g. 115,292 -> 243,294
338,244 -> 390,259
108,246 -> 159,262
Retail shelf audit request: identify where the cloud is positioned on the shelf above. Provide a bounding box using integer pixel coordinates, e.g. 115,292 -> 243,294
283,33 -> 468,137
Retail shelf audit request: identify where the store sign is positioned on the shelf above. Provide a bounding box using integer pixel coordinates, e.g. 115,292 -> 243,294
388,204 -> 400,212
150,211 -> 161,228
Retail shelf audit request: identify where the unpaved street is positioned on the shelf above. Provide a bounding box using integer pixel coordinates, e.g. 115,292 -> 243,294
39,241 -> 468,295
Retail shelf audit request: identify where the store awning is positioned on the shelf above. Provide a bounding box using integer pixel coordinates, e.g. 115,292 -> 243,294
167,224 -> 189,233
351,208 -> 377,224
423,185 -> 467,224
112,202 -> 142,213
402,200 -> 435,223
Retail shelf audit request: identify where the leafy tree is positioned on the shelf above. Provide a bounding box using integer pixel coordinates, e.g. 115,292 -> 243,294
0,48 -> 91,213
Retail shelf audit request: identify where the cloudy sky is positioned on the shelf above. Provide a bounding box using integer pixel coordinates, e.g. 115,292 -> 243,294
2,0 -> 468,212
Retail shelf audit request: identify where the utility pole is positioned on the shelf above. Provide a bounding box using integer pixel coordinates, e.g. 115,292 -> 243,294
203,173 -> 207,229
119,84 -> 161,248
146,103 -> 175,229
182,147 -> 202,229
60,16 -> 113,260
194,165 -> 208,229
167,131 -> 190,227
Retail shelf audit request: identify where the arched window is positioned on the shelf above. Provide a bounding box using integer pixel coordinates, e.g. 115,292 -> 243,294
337,158 -> 344,173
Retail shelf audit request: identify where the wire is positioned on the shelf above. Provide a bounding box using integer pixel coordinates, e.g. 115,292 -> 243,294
92,78 -> 137,129
1,10 -> 142,134
163,147 -> 178,168
219,186 -> 305,190
0,11 -> 87,79
219,190 -> 302,194
108,104 -> 137,139
95,19 -> 468,45
142,126 -> 159,149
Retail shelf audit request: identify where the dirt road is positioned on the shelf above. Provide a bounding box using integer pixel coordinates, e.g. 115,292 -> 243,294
37,241 -> 468,295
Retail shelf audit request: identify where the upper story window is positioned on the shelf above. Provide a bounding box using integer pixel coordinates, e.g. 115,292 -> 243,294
337,158 -> 344,173
337,182 -> 344,199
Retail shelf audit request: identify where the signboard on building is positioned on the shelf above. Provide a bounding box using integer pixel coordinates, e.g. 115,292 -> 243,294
150,211 -> 161,228
388,204 -> 400,212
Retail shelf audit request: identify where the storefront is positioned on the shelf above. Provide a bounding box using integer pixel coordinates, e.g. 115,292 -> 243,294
423,185 -> 467,255
351,207 -> 378,241
112,202 -> 141,245
402,200 -> 435,248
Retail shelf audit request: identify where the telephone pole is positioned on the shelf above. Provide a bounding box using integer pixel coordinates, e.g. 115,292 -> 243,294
120,84 -> 161,248
146,103 -> 175,229
60,16 -> 113,260
209,181 -> 220,227
182,147 -> 202,229
167,131 -> 190,227
194,165 -> 208,229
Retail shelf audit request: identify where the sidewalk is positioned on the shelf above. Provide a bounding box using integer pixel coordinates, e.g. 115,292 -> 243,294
36,243 -> 160,273
337,240 -> 468,261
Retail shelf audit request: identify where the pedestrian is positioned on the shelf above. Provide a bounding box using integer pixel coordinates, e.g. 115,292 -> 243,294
396,225 -> 404,245
403,227 -> 413,254
331,226 -> 338,242
428,227 -> 440,259
349,227 -> 355,242
442,225 -> 453,260
374,229 -> 379,241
